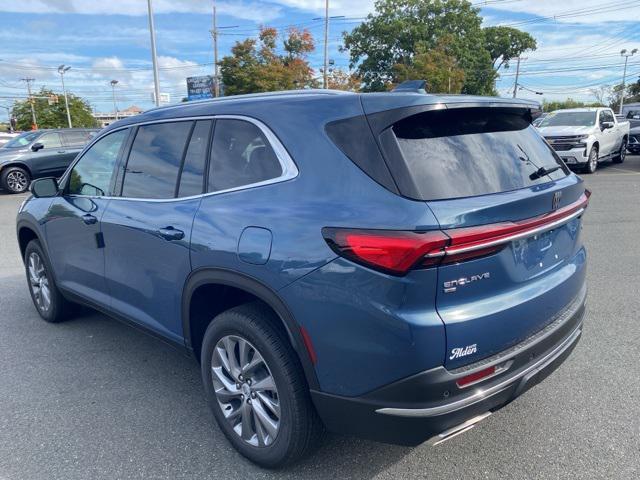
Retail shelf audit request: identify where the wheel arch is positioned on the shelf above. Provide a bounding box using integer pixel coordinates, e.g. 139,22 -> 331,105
182,268 -> 320,390
16,220 -> 44,261
1,162 -> 33,178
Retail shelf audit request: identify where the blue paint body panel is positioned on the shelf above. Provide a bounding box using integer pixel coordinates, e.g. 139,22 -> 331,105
17,90 -> 587,404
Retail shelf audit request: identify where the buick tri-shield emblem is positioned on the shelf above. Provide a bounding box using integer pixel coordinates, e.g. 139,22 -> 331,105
552,191 -> 562,210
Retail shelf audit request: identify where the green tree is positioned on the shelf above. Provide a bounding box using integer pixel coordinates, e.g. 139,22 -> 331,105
483,26 -> 537,70
393,37 -> 465,93
342,0 -> 497,94
11,88 -> 96,130
326,68 -> 362,91
542,98 -> 601,112
607,80 -> 640,110
220,27 -> 316,95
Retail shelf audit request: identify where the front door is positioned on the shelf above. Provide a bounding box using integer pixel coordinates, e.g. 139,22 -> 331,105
101,120 -> 209,342
44,128 -> 129,307
28,132 -> 68,177
598,110 -> 616,156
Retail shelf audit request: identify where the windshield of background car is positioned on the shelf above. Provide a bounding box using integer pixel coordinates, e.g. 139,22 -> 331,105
3,132 -> 40,148
539,112 -> 597,127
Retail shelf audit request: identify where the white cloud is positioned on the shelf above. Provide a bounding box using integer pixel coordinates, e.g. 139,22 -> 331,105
0,0 -> 282,22
484,0 -> 639,25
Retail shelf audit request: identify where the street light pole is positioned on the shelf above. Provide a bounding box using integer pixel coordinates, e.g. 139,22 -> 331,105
512,57 -> 526,98
57,65 -> 72,128
212,1 -> 220,98
323,0 -> 329,89
110,80 -> 119,120
619,48 -> 637,115
20,77 -> 37,129
147,0 -> 161,107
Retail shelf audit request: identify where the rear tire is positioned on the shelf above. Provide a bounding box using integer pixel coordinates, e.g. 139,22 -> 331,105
201,303 -> 323,468
613,139 -> 627,163
584,146 -> 598,174
1,166 -> 30,193
24,239 -> 75,323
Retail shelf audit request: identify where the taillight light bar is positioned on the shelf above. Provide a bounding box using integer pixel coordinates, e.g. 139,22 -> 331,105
323,191 -> 589,276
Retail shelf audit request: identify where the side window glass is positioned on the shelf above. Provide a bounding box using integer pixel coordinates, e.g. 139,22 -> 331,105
121,121 -> 193,199
68,129 -> 128,196
62,131 -> 92,147
208,119 -> 282,193
177,120 -> 211,197
38,133 -> 63,149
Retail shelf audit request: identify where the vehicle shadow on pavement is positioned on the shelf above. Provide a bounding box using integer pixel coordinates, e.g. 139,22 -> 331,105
0,274 -> 412,479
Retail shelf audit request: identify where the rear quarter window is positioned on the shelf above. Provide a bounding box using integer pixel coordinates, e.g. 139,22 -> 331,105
386,107 -> 568,200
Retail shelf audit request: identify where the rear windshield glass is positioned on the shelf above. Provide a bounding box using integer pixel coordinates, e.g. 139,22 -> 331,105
391,107 -> 568,200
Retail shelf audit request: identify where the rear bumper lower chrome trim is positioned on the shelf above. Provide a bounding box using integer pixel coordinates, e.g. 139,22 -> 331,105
376,323 -> 582,418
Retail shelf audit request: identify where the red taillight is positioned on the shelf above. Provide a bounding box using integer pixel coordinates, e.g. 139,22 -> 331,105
322,228 -> 448,275
323,190 -> 590,276
456,365 -> 497,388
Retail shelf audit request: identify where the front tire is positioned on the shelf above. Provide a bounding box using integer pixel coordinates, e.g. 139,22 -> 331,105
584,146 -> 598,174
24,240 -> 74,323
201,303 -> 323,468
1,166 -> 30,193
613,138 -> 627,163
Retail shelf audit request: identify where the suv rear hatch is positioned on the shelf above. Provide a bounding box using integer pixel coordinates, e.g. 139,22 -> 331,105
363,98 -> 589,369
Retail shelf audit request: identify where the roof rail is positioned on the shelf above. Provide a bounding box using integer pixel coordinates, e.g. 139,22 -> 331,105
392,80 -> 428,94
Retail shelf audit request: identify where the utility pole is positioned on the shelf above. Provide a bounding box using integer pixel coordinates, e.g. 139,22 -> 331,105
323,0 -> 329,89
512,57 -> 526,98
110,80 -> 119,120
619,48 -> 637,115
58,64 -> 72,128
211,1 -> 220,98
147,0 -> 161,106
21,77 -> 37,129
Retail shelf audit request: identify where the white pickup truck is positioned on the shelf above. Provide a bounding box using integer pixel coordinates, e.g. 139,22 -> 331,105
536,107 -> 629,173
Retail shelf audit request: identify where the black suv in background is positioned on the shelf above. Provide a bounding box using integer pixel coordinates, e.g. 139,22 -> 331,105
0,128 -> 99,193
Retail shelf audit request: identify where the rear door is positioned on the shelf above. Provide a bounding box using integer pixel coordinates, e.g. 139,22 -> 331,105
61,130 -> 94,169
373,105 -> 588,369
101,119 -> 210,343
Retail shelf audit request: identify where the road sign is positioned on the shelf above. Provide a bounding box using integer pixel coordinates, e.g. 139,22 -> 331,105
187,76 -> 214,101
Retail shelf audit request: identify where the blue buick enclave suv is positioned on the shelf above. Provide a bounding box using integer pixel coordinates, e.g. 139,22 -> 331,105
16,89 -> 588,467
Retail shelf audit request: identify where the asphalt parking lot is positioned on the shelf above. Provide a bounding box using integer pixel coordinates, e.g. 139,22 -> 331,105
1,158 -> 639,480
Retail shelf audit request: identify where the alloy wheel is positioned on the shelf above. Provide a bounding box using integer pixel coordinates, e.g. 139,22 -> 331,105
620,142 -> 627,162
28,252 -> 51,312
211,335 -> 281,447
6,170 -> 28,193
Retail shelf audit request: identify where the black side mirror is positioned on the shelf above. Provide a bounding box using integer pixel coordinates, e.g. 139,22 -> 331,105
31,142 -> 44,152
601,121 -> 614,130
30,177 -> 59,198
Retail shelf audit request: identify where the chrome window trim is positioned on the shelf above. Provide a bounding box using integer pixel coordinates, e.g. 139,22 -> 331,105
60,115 -> 299,203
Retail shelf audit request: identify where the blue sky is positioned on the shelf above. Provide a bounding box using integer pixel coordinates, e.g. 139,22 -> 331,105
0,0 -> 639,118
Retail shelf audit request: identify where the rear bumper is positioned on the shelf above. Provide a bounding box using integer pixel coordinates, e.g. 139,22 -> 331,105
311,287 -> 585,446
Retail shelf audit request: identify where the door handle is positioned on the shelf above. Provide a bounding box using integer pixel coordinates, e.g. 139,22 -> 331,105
82,214 -> 98,225
57,150 -> 67,153
157,226 -> 185,241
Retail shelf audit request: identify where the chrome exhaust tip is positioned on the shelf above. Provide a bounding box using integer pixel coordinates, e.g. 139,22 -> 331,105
427,411 -> 492,446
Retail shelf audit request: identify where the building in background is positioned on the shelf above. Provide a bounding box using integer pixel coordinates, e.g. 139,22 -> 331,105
93,105 -> 144,127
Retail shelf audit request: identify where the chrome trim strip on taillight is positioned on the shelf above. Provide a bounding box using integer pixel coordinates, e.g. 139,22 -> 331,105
445,207 -> 585,256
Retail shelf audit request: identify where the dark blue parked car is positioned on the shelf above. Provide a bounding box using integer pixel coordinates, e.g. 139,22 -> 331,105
16,89 -> 588,467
